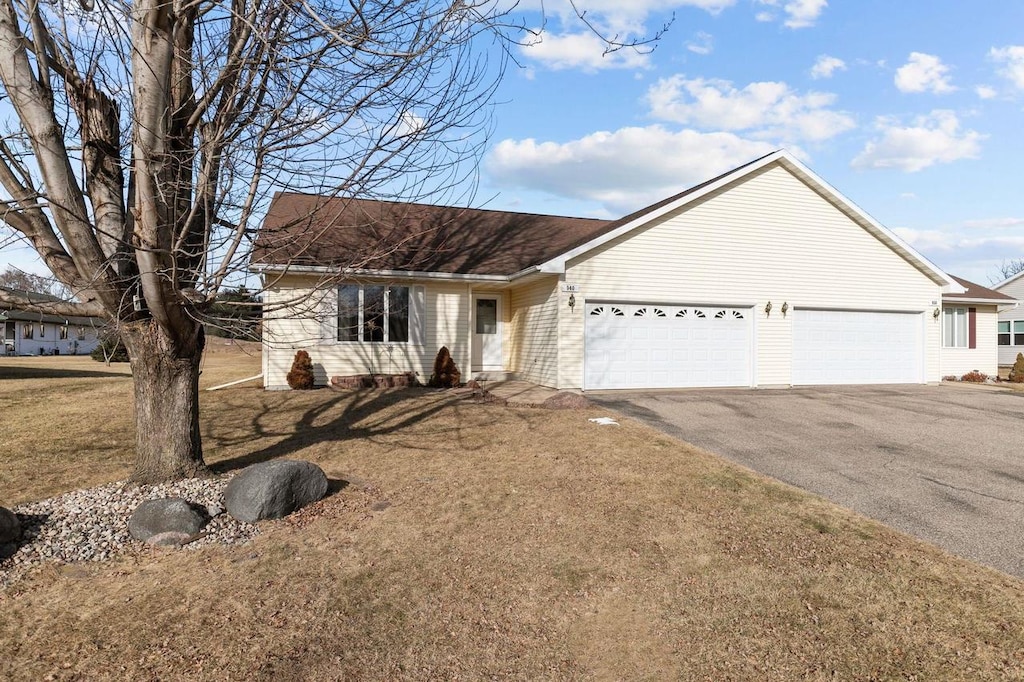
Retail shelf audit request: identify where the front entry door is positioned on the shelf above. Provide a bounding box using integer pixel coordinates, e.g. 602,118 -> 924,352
472,296 -> 502,371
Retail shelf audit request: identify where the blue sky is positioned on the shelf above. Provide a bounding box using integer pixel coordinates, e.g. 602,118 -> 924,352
478,0 -> 1024,285
2,1 -> 1022,287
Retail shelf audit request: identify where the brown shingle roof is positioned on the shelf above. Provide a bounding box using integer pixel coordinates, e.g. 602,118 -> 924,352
944,275 -> 1017,302
252,193 -> 613,276
252,153 -> 784,277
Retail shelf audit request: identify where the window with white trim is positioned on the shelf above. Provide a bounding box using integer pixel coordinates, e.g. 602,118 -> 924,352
22,323 -> 33,340
337,284 -> 410,343
943,307 -> 967,348
999,321 -> 1011,346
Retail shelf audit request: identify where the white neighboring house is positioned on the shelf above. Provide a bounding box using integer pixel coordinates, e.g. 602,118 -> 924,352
991,270 -> 1024,368
0,287 -> 104,356
939,276 -> 1018,378
256,150 -> 974,390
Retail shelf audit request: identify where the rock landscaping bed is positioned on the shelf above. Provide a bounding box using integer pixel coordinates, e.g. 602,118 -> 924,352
0,459 -> 330,589
0,475 -> 257,588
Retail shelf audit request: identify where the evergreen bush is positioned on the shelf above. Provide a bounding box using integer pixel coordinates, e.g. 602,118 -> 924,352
428,346 -> 461,388
286,350 -> 316,389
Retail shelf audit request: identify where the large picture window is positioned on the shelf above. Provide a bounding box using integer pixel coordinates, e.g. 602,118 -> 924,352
943,307 -> 967,348
337,284 -> 410,343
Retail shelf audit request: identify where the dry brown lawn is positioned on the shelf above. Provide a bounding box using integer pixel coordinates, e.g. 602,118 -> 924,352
2,348 -> 1024,680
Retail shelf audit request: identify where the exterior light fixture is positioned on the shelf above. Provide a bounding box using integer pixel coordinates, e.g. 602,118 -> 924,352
781,302 -> 789,316
568,293 -> 576,311
933,307 -> 941,319
764,301 -> 772,316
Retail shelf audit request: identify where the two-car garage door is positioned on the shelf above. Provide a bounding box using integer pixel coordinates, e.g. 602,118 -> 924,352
584,302 -> 924,389
585,303 -> 752,390
792,309 -> 923,385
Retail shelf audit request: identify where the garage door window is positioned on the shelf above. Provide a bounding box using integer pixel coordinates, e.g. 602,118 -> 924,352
943,307 -> 968,348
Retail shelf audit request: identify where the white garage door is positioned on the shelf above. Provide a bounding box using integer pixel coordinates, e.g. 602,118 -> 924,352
792,309 -> 923,385
585,303 -> 752,390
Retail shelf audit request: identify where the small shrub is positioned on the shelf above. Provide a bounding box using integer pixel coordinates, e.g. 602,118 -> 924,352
941,375 -> 959,382
428,346 -> 461,388
90,336 -> 129,363
960,370 -> 989,383
286,350 -> 316,389
1010,353 -> 1024,383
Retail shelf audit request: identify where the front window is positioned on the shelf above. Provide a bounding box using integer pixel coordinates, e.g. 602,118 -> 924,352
22,323 -> 33,340
943,307 -> 967,348
38,323 -> 44,338
59,326 -> 69,340
999,321 -> 1011,346
76,327 -> 86,341
337,284 -> 410,343
1016,321 -> 1024,346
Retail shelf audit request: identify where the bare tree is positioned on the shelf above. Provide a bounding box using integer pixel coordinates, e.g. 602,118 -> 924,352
0,265 -> 70,299
0,0 -> 666,483
995,259 -> 1024,284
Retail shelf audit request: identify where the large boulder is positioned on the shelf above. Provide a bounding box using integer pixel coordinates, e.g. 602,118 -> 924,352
224,460 -> 328,523
0,506 -> 20,544
128,498 -> 207,542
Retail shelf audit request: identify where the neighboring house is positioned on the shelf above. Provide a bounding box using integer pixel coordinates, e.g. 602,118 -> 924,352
991,270 -> 1024,367
939,276 -> 1018,377
255,150 -> 969,390
0,287 -> 103,356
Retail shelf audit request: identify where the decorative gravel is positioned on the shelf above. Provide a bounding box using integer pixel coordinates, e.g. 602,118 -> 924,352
0,475 -> 260,588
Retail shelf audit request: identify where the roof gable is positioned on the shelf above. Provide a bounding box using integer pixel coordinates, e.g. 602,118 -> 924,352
535,150 -> 960,291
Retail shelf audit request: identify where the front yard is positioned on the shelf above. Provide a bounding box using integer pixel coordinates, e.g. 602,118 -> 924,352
1,351 -> 1023,679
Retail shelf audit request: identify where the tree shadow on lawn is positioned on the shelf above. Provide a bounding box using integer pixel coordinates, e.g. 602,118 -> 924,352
208,387 -> 467,474
0,365 -> 130,380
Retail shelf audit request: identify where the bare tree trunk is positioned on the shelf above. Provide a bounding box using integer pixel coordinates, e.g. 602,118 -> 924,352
122,321 -> 209,483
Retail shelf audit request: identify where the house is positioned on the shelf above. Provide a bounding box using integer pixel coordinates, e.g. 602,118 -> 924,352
939,277 -> 1018,378
255,150 -> 975,391
991,270 -> 1024,368
0,287 -> 103,356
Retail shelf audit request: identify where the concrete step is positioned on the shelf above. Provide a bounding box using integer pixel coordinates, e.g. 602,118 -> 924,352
472,370 -> 517,382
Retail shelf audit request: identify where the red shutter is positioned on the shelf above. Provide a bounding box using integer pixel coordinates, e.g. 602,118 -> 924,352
969,307 -> 977,349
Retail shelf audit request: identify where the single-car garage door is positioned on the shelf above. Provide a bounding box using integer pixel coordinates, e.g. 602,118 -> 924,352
585,303 -> 752,390
792,309 -> 924,385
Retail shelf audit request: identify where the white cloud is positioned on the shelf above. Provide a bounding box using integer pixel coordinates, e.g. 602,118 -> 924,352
810,55 -> 846,79
975,85 -> 998,100
486,126 -> 776,212
894,52 -> 956,94
892,227 -> 955,253
754,0 -> 827,29
646,75 -> 855,142
515,1 -> 737,71
521,31 -> 650,71
963,217 -> 1024,229
852,110 -> 985,172
900,192 -> 918,200
686,31 -> 714,55
989,45 -> 1024,89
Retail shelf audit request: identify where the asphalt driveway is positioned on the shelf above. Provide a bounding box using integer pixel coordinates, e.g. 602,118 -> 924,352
591,385 -> 1024,578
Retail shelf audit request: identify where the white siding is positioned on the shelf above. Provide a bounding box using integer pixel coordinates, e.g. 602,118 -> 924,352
2,320 -> 100,356
559,162 -> 944,389
509,276 -> 559,387
940,305 -> 999,377
262,275 -> 471,389
996,277 -> 1024,366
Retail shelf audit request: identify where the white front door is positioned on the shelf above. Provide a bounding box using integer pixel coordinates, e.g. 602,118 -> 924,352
472,296 -> 503,371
